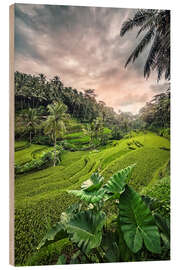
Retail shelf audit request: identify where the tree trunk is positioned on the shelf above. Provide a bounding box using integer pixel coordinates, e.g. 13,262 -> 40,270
54,135 -> 56,167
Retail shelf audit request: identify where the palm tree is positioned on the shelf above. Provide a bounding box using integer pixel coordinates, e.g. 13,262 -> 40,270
44,101 -> 67,166
120,9 -> 170,81
23,108 -> 39,144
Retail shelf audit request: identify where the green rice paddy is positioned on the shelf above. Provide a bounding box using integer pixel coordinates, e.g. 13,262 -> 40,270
14,131 -> 170,265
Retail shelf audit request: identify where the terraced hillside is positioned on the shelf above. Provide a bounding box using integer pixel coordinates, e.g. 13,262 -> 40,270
14,132 -> 170,265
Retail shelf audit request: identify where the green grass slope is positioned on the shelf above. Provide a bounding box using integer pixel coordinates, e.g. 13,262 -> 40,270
14,132 -> 170,265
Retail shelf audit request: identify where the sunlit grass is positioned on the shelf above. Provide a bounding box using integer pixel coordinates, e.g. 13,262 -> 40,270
14,131 -> 170,265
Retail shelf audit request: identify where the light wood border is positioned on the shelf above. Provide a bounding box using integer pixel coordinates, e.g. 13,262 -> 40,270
9,4 -> 14,266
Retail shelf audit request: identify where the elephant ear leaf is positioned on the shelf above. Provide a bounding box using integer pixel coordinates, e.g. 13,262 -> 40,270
104,164 -> 135,199
118,185 -> 161,254
37,222 -> 68,250
68,172 -> 105,204
67,210 -> 106,253
81,172 -> 104,191
68,188 -> 105,204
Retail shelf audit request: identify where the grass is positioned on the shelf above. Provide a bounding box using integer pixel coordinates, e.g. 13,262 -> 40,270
15,144 -> 52,165
64,127 -> 111,145
14,131 -> 170,265
15,141 -> 28,149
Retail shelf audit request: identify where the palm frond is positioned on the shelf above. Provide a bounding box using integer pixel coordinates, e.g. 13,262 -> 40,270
125,28 -> 155,67
120,9 -> 156,37
136,17 -> 156,38
144,33 -> 160,78
121,9 -> 170,80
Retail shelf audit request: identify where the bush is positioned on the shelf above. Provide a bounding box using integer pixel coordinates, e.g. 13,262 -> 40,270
66,123 -> 83,133
141,176 -> 170,217
60,141 -> 78,152
100,134 -> 109,146
111,127 -> 124,140
15,151 -> 55,174
32,135 -> 52,146
158,128 -> 170,140
37,166 -> 170,264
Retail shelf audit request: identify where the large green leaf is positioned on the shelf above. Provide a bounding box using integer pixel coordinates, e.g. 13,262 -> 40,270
67,210 -> 106,253
68,188 -> 105,204
37,222 -> 68,250
118,186 -> 161,254
56,255 -> 66,265
81,172 -> 104,192
104,164 -> 135,199
69,172 -> 105,204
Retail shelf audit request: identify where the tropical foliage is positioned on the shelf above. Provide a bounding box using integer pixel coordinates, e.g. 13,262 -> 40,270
37,165 -> 169,264
139,88 -> 170,131
120,9 -> 170,80
14,7 -> 170,266
44,101 -> 67,166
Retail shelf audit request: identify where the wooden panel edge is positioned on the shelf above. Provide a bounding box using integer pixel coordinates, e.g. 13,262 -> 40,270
9,4 -> 15,266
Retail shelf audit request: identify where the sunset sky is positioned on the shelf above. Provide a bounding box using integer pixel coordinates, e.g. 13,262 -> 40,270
14,3 -> 169,114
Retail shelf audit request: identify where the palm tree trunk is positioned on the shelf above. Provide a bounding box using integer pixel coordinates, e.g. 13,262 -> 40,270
54,135 -> 56,167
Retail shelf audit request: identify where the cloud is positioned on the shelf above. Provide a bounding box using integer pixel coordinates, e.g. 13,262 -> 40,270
116,93 -> 149,106
14,3 -> 161,114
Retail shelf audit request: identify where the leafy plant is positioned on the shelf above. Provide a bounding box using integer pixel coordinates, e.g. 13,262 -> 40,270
38,164 -> 168,264
15,147 -> 63,175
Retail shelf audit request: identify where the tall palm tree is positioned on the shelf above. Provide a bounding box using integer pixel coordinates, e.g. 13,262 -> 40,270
120,9 -> 170,81
44,101 -> 67,166
23,108 -> 39,144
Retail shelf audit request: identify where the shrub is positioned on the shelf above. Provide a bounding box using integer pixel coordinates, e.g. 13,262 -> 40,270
32,135 -> 52,146
158,128 -> 170,140
141,176 -> 170,217
37,165 -> 170,264
100,134 -> 109,146
15,150 -> 62,174
60,141 -> 78,152
111,127 -> 124,140
67,124 -> 83,133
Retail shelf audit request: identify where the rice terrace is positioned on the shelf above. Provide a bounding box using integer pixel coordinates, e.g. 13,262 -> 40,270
13,4 -> 170,266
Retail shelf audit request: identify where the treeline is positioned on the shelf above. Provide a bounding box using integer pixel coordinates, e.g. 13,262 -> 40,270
139,88 -> 170,138
15,71 -> 118,125
15,71 -> 170,138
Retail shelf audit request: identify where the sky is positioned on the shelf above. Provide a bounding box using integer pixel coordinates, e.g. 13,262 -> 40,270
14,3 -> 169,114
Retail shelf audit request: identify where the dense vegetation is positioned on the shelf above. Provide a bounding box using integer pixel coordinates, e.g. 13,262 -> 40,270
14,73 -> 170,265
14,8 -> 170,266
37,165 -> 170,264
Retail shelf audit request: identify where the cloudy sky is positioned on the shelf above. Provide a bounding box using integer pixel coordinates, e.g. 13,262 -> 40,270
14,3 -> 168,114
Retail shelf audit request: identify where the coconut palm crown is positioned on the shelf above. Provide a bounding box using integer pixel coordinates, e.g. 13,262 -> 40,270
120,9 -> 170,81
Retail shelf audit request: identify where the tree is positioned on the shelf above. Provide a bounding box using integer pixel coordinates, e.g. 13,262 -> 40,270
120,9 -> 170,80
44,101 -> 67,166
83,117 -> 105,147
139,89 -> 170,129
23,108 -> 39,144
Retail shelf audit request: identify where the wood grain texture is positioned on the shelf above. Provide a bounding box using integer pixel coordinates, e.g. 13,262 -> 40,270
9,4 -> 14,266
